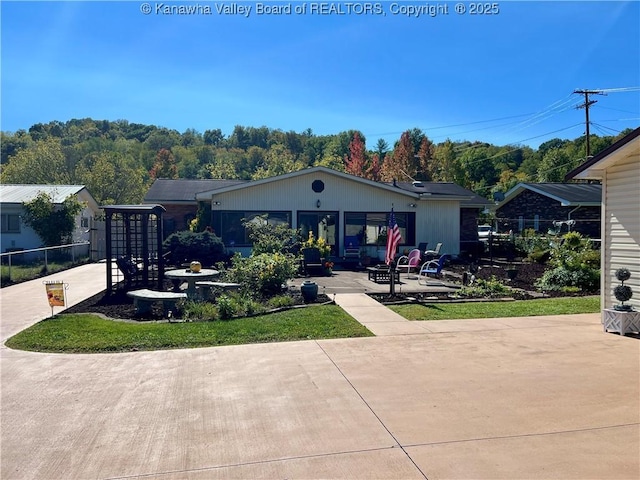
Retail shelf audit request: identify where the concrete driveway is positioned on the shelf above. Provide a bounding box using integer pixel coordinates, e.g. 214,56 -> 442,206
1,264 -> 639,479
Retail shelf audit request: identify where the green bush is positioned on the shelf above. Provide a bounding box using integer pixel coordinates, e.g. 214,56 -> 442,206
514,229 -> 551,261
225,252 -> 299,297
216,295 -> 237,320
163,231 -> 226,267
267,295 -> 295,308
243,214 -> 300,255
458,276 -> 513,298
535,232 -> 600,293
182,300 -> 218,321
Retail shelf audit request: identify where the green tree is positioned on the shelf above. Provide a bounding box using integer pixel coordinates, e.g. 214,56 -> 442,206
252,144 -> 304,180
0,137 -> 71,184
432,139 -> 465,184
22,192 -> 83,246
76,152 -> 146,205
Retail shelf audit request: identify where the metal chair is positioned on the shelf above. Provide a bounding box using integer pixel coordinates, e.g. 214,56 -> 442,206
418,254 -> 450,284
396,249 -> 422,278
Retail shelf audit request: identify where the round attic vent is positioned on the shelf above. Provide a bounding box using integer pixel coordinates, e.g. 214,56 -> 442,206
312,180 -> 325,193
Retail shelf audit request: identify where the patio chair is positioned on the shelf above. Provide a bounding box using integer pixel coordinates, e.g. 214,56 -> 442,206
116,256 -> 142,287
396,249 -> 422,278
418,254 -> 450,284
424,242 -> 442,260
302,247 -> 323,276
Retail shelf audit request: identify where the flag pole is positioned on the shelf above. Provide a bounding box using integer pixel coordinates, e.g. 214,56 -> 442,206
388,204 -> 396,295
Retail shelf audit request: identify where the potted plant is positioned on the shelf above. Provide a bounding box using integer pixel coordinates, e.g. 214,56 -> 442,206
505,263 -> 519,281
613,268 -> 634,311
324,260 -> 334,276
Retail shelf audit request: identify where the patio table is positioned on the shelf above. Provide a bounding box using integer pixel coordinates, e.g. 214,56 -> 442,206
164,268 -> 220,298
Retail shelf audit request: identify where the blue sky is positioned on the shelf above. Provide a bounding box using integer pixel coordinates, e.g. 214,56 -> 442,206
2,1 -> 639,149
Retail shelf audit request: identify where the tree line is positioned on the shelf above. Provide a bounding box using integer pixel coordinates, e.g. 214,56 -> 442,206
1,118 -> 631,206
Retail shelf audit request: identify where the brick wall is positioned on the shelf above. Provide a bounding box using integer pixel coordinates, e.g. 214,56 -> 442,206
162,204 -> 197,236
496,190 -> 601,238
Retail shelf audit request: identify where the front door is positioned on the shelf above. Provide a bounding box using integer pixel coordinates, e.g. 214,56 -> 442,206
298,212 -> 338,256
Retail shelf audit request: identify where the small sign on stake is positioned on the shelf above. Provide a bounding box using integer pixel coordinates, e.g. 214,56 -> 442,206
43,281 -> 68,317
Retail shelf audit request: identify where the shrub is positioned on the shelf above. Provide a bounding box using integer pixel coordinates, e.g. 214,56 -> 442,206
225,252 -> 299,297
267,295 -> 295,309
243,215 -> 300,255
163,231 -> 226,267
182,300 -> 218,321
301,231 -> 331,257
514,229 -> 551,261
535,232 -> 600,293
216,295 -> 237,320
458,276 -> 513,298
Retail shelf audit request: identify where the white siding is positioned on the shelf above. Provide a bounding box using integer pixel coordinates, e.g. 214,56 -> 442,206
210,170 -> 461,255
603,156 -> 640,310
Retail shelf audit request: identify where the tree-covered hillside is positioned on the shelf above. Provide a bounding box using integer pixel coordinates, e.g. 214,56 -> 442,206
1,118 -> 631,206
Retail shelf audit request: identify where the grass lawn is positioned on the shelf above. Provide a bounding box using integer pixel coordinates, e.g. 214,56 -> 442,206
5,305 -> 373,353
389,296 -> 600,321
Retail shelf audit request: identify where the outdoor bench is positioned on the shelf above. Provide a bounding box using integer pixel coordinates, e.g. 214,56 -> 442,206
367,266 -> 400,284
126,289 -> 187,316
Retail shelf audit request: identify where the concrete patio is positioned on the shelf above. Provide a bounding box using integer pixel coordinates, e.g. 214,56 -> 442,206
1,262 -> 638,479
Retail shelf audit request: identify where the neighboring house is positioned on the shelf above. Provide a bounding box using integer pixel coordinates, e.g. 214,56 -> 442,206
0,184 -> 100,253
495,183 -> 602,238
566,127 -> 640,312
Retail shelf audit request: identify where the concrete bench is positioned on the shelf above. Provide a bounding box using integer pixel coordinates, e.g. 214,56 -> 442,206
195,281 -> 242,300
126,289 -> 187,316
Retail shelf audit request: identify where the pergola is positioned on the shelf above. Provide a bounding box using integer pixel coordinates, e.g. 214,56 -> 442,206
103,204 -> 166,294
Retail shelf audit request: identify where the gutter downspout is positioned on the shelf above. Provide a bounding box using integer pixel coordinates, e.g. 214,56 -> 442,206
567,205 -> 581,231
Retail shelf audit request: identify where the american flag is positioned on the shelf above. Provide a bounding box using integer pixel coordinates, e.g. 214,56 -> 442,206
385,208 -> 402,265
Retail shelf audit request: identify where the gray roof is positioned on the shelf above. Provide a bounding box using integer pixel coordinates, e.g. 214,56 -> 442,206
391,181 -> 492,207
144,178 -> 248,203
0,184 -> 89,204
503,183 -> 602,206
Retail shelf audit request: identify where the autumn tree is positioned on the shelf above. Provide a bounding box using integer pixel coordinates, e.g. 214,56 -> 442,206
150,148 -> 178,179
366,153 -> 382,181
416,136 -> 436,181
380,131 -> 417,181
344,131 -> 367,177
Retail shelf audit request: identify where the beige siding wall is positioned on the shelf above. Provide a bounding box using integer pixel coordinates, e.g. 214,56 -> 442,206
603,156 -> 640,310
211,171 -> 461,254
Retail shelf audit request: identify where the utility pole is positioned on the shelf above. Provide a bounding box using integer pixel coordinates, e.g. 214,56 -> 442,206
574,89 -> 605,158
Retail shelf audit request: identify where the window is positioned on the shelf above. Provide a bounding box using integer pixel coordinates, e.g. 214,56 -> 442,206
1,214 -> 20,233
213,211 -> 291,247
344,212 -> 415,246
534,214 -> 540,232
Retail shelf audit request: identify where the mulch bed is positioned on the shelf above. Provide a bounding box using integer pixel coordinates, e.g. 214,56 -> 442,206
64,288 -> 332,321
370,260 -> 597,304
